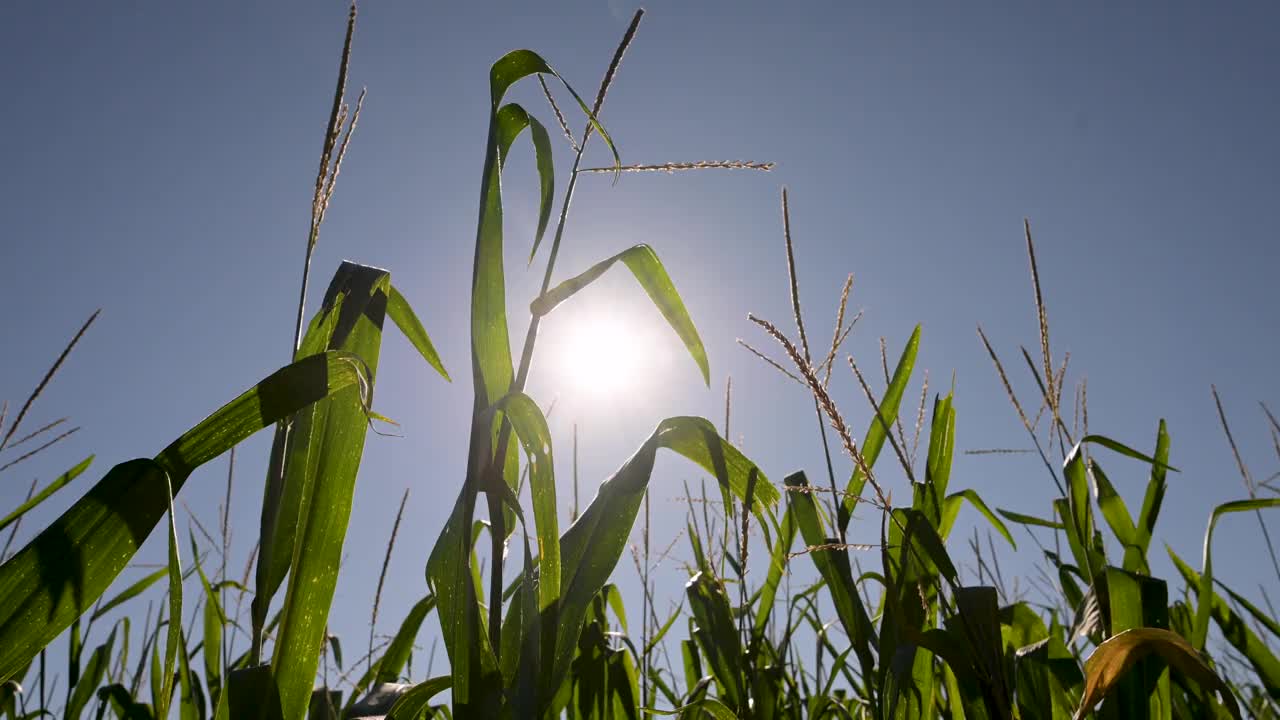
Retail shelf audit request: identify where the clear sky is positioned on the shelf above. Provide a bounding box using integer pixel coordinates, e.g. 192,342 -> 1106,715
3,0 -> 1278,699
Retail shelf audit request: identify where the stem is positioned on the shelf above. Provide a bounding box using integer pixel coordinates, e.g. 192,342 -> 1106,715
486,123 -> 593,662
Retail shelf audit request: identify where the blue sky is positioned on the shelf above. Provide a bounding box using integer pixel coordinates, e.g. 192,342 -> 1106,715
3,0 -> 1279,700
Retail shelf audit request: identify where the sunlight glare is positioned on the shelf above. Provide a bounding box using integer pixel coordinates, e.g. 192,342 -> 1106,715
554,312 -> 648,400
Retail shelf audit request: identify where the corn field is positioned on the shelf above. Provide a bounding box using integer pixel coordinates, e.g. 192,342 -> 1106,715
0,6 -> 1276,719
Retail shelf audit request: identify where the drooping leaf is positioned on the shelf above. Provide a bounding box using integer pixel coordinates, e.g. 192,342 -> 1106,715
939,488 -> 1016,549
1169,549 -> 1280,697
544,417 -> 774,707
492,103 -> 556,264
387,285 -> 449,381
531,244 -> 710,385
1190,498 -> 1280,650
1075,628 -> 1239,720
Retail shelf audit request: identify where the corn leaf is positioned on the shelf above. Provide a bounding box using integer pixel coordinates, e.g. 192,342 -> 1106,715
840,325 -> 920,531
530,244 -> 709,385
386,285 -> 449,382
270,266 -> 391,720
386,675 -> 453,720
1126,420 -> 1170,575
1169,549 -> 1280,696
1190,498 -> 1280,650
0,349 -> 367,684
1075,628 -> 1239,720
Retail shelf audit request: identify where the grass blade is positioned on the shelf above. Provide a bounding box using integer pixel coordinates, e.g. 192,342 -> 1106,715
0,456 -> 93,533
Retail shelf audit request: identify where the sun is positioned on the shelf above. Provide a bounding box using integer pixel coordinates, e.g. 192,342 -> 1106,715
552,311 -> 648,399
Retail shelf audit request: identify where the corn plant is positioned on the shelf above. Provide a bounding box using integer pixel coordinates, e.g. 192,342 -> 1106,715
2,4 -> 1279,720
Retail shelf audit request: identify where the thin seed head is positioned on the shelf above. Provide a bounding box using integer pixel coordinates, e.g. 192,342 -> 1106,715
538,74 -> 579,153
0,427 -> 79,475
781,188 -> 812,362
0,309 -> 98,453
369,488 -> 410,674
748,314 -> 890,512
320,87 -> 366,225
822,274 -> 853,387
6,417 -> 68,450
1024,218 -> 1054,403
580,160 -> 774,174
590,8 -> 645,122
738,339 -> 805,386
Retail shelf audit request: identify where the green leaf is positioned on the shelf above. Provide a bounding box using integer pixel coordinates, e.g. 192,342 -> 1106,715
939,488 -> 1016,549
1061,452 -> 1104,583
253,263 -> 388,658
67,626 -> 117,720
385,676 -> 453,720
189,531 -> 225,708
0,348 -> 367,685
997,508 -> 1064,530
1076,434 -> 1179,473
387,285 -> 449,381
1190,498 -> 1280,650
269,266 -> 392,720
1126,420 -> 1170,575
1075,628 -> 1239,720
785,472 -> 877,700
1169,549 -> 1280,697
1090,460 -> 1139,563
840,325 -> 920,531
686,572 -> 744,708
544,417 -> 774,707
751,505 -> 796,641
157,472 -> 183,720
494,393 -> 559,611
1104,567 -> 1171,718
0,456 -> 93,533
90,567 -> 168,622
530,244 -> 710,386
492,104 -> 556,264
375,595 -> 436,685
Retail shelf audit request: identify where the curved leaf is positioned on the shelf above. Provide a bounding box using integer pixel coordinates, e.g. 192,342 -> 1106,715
940,488 -> 1016,549
545,417 -> 773,705
1191,497 -> 1280,650
385,675 -> 453,720
0,350 -> 369,684
376,595 -> 437,685
530,244 -> 710,385
1075,628 -> 1239,720
493,104 -> 556,263
494,392 -> 559,610
1074,434 -> 1179,473
387,285 -> 449,381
